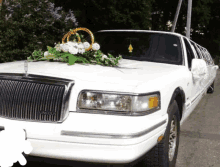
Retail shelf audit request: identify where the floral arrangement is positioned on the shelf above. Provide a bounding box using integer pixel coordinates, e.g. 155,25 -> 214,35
28,28 -> 122,66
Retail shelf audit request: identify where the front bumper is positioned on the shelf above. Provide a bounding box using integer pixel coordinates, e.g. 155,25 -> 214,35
28,115 -> 167,164
29,128 -> 165,164
0,112 -> 167,163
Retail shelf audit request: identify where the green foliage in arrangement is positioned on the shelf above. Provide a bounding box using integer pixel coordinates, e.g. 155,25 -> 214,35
29,31 -> 122,66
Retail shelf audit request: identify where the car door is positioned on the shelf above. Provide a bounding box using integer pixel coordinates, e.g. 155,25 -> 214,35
202,48 -> 213,82
204,49 -> 218,82
182,37 -> 202,114
195,45 -> 211,88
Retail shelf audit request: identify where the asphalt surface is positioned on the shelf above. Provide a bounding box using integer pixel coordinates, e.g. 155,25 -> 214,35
13,70 -> 220,167
175,69 -> 220,167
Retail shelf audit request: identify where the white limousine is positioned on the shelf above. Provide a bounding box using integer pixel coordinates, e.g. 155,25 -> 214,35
0,30 -> 218,167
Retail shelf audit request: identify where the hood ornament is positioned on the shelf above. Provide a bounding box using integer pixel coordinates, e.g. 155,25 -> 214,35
24,60 -> 28,77
128,44 -> 133,53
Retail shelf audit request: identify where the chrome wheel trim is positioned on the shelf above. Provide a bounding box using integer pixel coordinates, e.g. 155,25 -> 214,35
168,115 -> 177,162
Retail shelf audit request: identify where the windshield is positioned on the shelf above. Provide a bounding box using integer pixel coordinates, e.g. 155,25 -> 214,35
93,31 -> 183,65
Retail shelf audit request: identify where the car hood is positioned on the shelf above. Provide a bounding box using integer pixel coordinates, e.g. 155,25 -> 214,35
0,59 -> 182,87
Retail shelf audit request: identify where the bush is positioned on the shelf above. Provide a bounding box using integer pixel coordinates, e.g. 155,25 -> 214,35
0,0 -> 78,63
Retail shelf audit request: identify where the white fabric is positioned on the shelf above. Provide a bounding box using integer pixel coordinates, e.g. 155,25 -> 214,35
191,59 -> 209,82
0,126 -> 33,166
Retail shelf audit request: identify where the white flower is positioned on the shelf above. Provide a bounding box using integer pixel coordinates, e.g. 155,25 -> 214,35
92,43 -> 100,51
56,47 -> 62,52
77,43 -> 85,54
78,43 -> 84,49
69,46 -> 78,54
109,58 -> 115,63
56,48 -> 61,52
54,43 -> 62,52
78,49 -> 85,54
83,42 -> 90,49
60,43 -> 69,52
67,41 -> 78,48
93,55 -> 96,57
101,54 -> 108,61
44,51 -> 49,57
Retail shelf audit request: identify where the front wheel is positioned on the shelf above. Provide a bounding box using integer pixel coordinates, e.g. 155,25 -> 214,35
142,100 -> 180,167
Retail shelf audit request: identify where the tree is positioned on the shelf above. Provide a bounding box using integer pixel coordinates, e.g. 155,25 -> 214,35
203,0 -> 220,57
54,0 -> 153,32
151,0 -> 219,57
0,0 -> 78,62
151,0 -> 178,31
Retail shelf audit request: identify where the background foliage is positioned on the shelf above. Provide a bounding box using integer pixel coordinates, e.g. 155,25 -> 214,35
54,0 -> 153,32
0,0 -> 78,63
0,0 -> 220,64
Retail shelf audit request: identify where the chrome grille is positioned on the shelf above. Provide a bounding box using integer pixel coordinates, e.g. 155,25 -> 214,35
0,73 -> 74,122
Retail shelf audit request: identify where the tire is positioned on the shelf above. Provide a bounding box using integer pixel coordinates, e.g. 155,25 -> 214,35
207,81 -> 214,94
141,100 -> 180,167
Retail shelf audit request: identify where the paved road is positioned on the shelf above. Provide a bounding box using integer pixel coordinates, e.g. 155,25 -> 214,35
176,70 -> 220,167
13,70 -> 220,167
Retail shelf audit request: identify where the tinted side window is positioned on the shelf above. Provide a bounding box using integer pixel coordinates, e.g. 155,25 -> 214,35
195,45 -> 204,59
204,49 -> 214,65
183,38 -> 195,70
196,46 -> 207,63
206,51 -> 214,65
199,47 -> 209,65
190,42 -> 202,59
189,41 -> 198,58
201,48 -> 208,60
203,49 -> 211,64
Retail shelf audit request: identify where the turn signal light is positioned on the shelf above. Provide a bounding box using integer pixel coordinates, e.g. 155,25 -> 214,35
149,96 -> 159,109
157,135 -> 164,142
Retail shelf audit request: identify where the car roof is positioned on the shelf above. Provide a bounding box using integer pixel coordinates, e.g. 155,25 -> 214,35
97,29 -> 184,38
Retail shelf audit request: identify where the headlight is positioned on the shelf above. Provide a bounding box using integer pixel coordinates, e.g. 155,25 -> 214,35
77,90 -> 160,116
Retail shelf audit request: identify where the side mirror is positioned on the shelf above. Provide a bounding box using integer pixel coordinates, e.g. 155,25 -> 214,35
214,65 -> 219,70
191,58 -> 208,81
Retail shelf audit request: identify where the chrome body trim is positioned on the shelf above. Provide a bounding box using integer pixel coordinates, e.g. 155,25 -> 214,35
179,36 -> 185,66
0,73 -> 73,85
97,30 -> 183,38
191,92 -> 201,104
0,73 -> 74,123
61,119 -> 167,139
